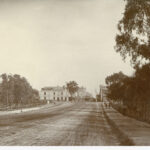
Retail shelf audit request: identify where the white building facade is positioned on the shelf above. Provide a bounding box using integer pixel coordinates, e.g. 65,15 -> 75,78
40,86 -> 70,102
99,85 -> 108,102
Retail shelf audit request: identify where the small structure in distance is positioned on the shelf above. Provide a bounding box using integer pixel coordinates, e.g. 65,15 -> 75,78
99,85 -> 108,102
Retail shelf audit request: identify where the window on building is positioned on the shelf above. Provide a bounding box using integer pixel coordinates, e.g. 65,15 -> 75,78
61,97 -> 63,100
54,97 -> 55,100
54,92 -> 55,95
44,92 -> 46,95
44,97 -> 46,100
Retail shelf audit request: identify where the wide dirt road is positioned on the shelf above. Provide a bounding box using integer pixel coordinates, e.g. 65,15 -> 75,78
0,102 -> 129,146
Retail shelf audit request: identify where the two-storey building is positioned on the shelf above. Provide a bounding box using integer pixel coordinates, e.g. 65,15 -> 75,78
40,86 -> 70,103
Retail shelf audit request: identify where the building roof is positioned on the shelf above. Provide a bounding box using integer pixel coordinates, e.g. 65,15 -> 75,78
41,86 -> 66,91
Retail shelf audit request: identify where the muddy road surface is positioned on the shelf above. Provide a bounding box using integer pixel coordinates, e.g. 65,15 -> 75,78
0,102 -> 129,146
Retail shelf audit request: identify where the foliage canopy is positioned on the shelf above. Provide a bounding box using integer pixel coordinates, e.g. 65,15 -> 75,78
115,0 -> 150,67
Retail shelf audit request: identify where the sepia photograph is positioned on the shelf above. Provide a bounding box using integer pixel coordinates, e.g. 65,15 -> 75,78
0,0 -> 150,148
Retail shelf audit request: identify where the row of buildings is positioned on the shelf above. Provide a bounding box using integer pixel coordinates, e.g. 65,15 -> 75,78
40,86 -> 90,103
40,84 -> 107,103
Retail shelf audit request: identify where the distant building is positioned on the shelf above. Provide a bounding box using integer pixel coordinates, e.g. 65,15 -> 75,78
76,87 -> 93,101
40,86 -> 92,103
77,87 -> 87,99
40,86 -> 70,103
99,85 -> 108,102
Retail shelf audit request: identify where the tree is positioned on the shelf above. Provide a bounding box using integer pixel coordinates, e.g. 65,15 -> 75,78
0,73 -> 39,108
105,66 -> 150,120
13,74 -> 23,106
0,74 -> 9,106
32,89 -> 40,101
115,0 -> 150,67
66,81 -> 79,101
96,94 -> 101,102
107,0 -> 150,121
105,71 -> 127,86
7,74 -> 15,107
105,72 -> 127,104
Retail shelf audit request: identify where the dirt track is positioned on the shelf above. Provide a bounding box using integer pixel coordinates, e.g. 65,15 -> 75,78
0,102 -> 130,146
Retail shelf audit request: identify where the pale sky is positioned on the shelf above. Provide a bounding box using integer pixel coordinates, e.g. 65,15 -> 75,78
0,0 -> 134,95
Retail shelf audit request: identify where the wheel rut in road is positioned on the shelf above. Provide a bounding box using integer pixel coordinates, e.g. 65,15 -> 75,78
53,103 -> 121,146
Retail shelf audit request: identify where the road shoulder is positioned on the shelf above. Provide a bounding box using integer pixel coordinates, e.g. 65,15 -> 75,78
103,105 -> 150,145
